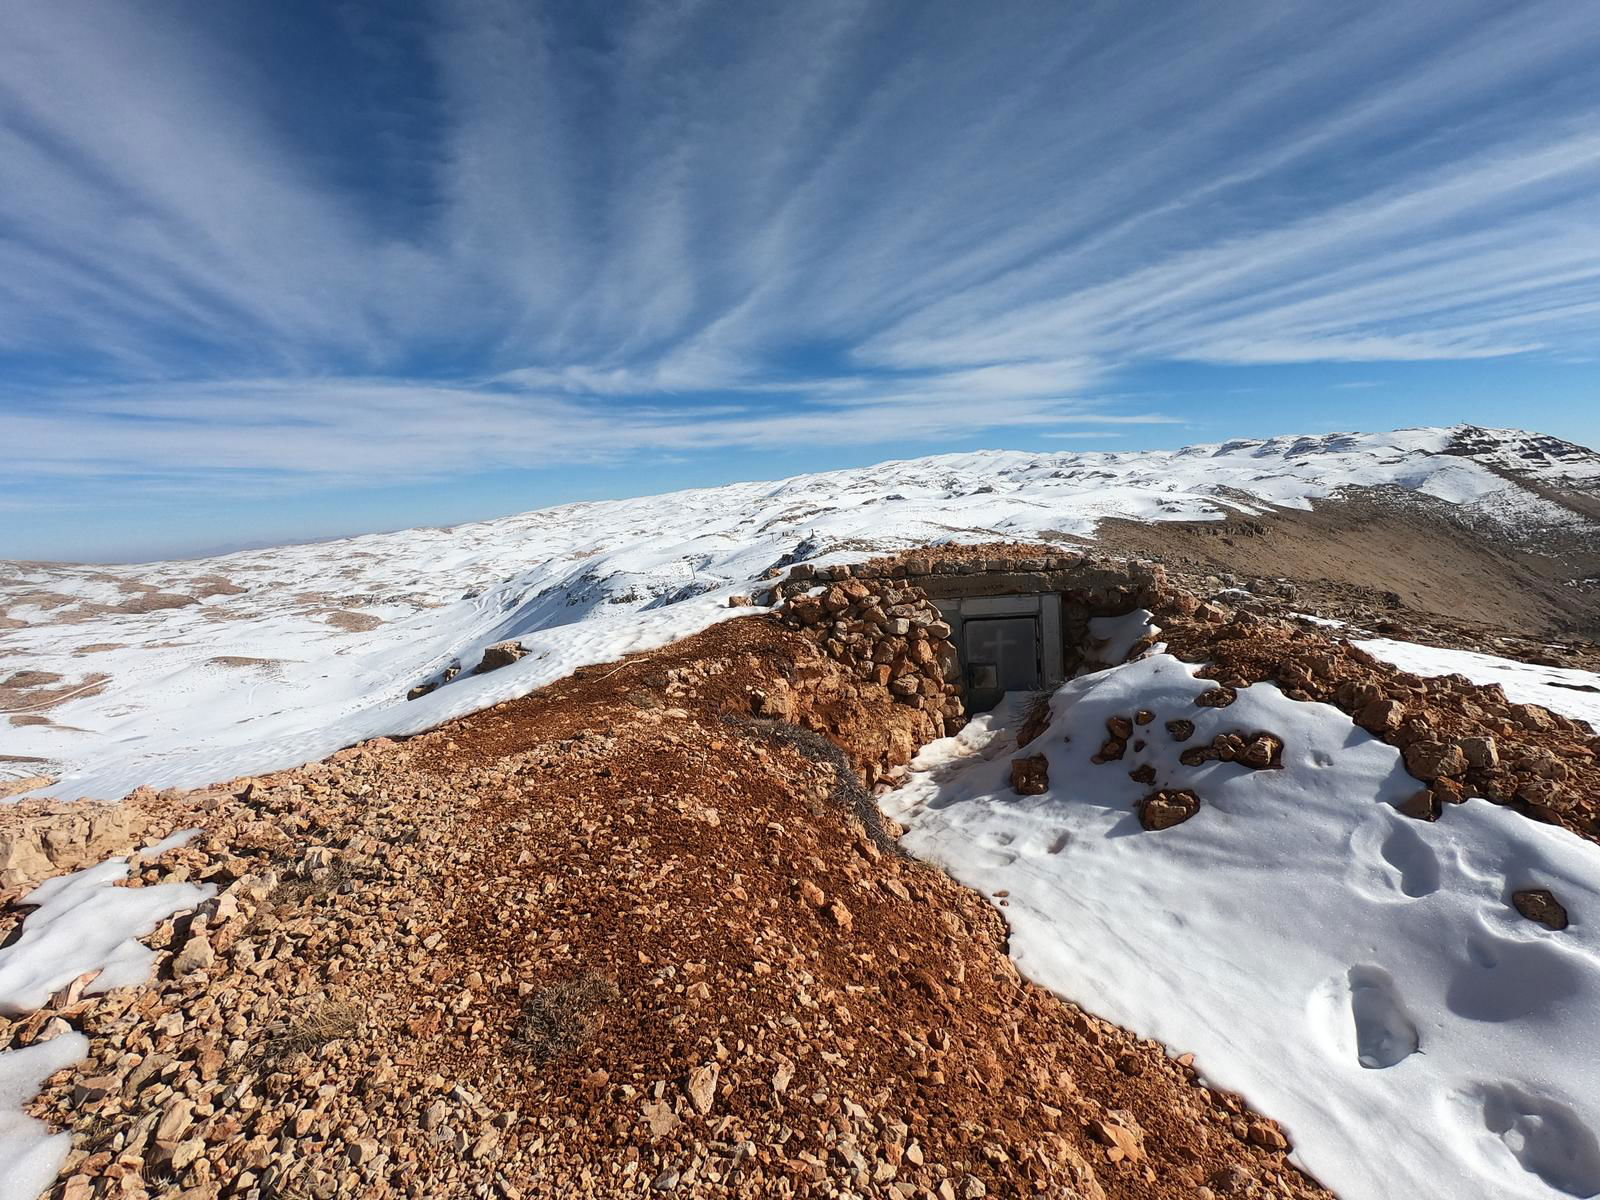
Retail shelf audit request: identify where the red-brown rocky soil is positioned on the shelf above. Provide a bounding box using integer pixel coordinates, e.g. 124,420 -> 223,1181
6,537 -> 1599,1200
4,616 -> 1330,1200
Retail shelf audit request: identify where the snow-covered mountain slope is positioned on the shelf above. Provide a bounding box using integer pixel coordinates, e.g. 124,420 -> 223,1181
3,424 -> 1596,800
882,653 -> 1600,1200
1360,639 -> 1600,733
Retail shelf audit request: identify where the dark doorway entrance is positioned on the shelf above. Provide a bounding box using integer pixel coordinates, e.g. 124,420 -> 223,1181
962,616 -> 1041,711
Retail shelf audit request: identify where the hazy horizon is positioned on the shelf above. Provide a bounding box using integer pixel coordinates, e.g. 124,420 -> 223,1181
7,419 -> 1595,566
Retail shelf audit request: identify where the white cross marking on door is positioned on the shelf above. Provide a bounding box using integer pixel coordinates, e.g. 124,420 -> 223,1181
987,621 -> 1030,668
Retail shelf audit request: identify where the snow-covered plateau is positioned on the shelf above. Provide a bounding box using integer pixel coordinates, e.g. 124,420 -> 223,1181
4,424 -> 1597,802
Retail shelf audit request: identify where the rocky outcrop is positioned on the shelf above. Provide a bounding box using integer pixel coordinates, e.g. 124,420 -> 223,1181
0,802 -> 152,889
773,571 -> 964,740
1178,731 -> 1284,770
475,640 -> 527,674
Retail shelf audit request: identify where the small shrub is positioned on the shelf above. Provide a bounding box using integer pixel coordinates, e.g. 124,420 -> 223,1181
1016,687 -> 1056,748
514,973 -> 620,1062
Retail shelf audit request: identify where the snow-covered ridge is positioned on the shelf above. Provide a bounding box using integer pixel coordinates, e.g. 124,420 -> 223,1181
2,424 -> 1594,801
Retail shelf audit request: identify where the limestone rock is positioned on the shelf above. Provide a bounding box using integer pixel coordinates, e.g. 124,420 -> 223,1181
1238,733 -> 1283,769
1356,698 -> 1406,734
1403,739 -> 1467,780
172,929 -> 216,975
1398,788 -> 1442,822
1139,789 -> 1200,830
475,641 -> 527,674
825,899 -> 854,932
0,831 -> 52,890
1088,1112 -> 1145,1163
1459,736 -> 1499,770
641,1099 -> 678,1140
685,1062 -> 719,1114
1011,754 -> 1049,796
1512,888 -> 1569,930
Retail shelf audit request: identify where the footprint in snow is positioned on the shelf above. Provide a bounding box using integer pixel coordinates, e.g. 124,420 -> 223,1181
1306,964 -> 1420,1069
1347,965 -> 1421,1069
1346,811 -> 1442,902
1448,932 -> 1582,1023
1445,1082 -> 1600,1197
1379,819 -> 1442,898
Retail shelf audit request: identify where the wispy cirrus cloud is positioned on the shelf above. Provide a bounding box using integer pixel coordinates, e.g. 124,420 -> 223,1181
2,0 -> 1598,501
6,371 -> 1172,494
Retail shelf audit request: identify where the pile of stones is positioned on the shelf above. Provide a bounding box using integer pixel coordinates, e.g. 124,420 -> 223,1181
770,568 -> 965,737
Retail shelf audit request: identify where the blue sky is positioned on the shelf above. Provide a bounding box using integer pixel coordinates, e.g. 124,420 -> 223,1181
4,0 -> 1599,562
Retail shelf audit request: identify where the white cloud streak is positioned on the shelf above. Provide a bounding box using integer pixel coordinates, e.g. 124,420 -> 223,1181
3,374 -> 1170,493
2,0 -> 1598,492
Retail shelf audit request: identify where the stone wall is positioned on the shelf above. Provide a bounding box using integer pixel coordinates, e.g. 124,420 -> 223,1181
768,572 -> 965,745
756,547 -> 1167,605
759,548 -> 1176,710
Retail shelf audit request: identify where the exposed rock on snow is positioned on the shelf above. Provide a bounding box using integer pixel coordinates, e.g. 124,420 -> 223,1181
474,639 -> 527,674
884,651 -> 1600,1200
1010,754 -> 1049,795
1136,788 -> 1202,830
1512,888 -> 1570,931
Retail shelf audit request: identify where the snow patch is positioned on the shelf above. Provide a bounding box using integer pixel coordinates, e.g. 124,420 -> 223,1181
1084,609 -> 1160,668
1359,639 -> 1600,733
0,1033 -> 88,1200
0,857 -> 215,1016
883,653 -> 1600,1200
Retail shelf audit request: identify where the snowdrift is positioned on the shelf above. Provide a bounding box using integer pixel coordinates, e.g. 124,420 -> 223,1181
883,653 -> 1600,1200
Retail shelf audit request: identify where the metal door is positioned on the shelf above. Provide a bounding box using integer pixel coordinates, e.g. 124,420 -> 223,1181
963,616 -> 1040,711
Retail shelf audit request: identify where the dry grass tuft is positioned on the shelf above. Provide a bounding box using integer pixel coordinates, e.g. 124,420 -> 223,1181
1015,686 -> 1057,748
723,714 -> 908,856
268,857 -> 359,907
261,1000 -> 363,1060
513,973 -> 620,1062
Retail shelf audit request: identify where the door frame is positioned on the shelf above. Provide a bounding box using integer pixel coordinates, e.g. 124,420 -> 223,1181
934,593 -> 1065,712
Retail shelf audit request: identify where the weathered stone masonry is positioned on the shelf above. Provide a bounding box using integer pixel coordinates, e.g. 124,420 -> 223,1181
758,548 -> 1172,725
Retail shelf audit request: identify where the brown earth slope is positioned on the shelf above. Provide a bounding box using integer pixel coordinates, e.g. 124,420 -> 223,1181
1097,487 -> 1600,640
7,616 -> 1325,1200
